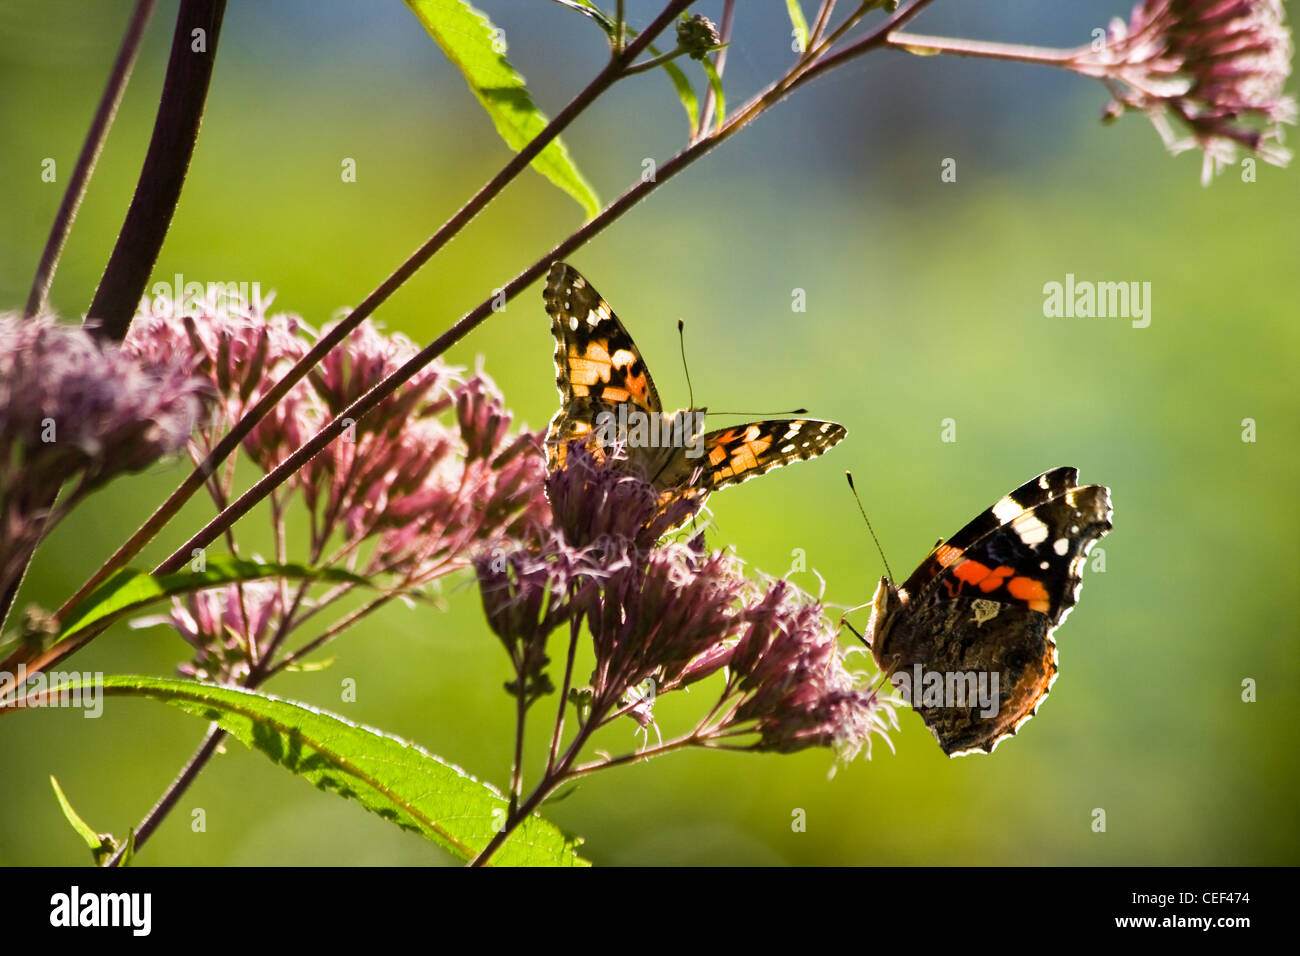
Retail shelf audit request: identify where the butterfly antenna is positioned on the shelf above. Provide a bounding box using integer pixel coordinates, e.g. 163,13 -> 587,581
677,319 -> 697,411
711,407 -> 809,416
846,471 -> 894,582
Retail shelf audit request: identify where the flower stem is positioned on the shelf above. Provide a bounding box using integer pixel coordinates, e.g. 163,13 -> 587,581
623,46 -> 689,76
105,723 -> 224,866
24,0 -> 157,319
567,733 -> 700,777
788,0 -> 939,89
86,0 -> 227,342
808,0 -> 837,51
509,663 -> 529,815
547,599 -> 582,773
883,31 -> 1082,66
698,0 -> 736,138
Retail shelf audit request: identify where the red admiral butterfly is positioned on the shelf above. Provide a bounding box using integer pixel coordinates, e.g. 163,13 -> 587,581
853,467 -> 1113,756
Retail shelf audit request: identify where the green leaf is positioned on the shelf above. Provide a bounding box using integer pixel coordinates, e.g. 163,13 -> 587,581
79,676 -> 589,867
116,829 -> 135,868
555,0 -> 616,36
58,559 -> 369,646
49,776 -> 121,866
50,776 -> 103,849
405,0 -> 600,218
786,0 -> 810,55
701,56 -> 725,131
657,51 -> 698,136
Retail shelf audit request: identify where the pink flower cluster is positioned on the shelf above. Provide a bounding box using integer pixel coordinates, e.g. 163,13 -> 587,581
477,442 -> 896,762
1086,0 -> 1296,181
1,314 -> 206,605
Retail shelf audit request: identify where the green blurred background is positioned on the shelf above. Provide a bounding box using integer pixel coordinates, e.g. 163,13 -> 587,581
1,0 -> 1296,866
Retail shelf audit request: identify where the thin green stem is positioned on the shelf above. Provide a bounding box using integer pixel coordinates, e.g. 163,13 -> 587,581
623,46 -> 689,76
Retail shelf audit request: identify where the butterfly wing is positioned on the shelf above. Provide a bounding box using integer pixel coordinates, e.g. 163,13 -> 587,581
901,467 -> 1111,626
889,597 -> 1057,756
638,418 -> 846,534
697,419 -> 848,492
880,469 -> 1113,755
543,262 -> 662,470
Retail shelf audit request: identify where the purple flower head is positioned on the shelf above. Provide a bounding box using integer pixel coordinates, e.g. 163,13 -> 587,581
483,438 -> 895,763
1083,0 -> 1296,182
363,404 -> 551,580
1,314 -> 206,599
584,544 -> 749,711
727,580 -> 897,761
474,538 -> 591,702
545,440 -> 700,550
455,368 -> 510,463
125,299 -> 316,472
308,319 -> 449,427
137,580 -> 285,685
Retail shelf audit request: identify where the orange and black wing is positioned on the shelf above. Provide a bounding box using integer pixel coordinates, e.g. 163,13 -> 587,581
543,262 -> 663,469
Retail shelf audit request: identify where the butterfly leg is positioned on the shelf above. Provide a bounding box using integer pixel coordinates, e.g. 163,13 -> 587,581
835,601 -> 875,649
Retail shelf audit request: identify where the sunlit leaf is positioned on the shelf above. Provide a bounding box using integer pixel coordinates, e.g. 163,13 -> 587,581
55,676 -> 588,867
405,0 -> 600,218
786,0 -> 810,55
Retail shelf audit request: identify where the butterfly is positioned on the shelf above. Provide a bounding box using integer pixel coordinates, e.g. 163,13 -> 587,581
856,467 -> 1113,756
543,262 -> 846,527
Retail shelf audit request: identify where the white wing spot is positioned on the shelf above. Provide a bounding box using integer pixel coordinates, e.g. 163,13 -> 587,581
1011,512 -> 1050,546
991,497 -> 1022,523
1053,537 -> 1070,556
568,316 -> 579,331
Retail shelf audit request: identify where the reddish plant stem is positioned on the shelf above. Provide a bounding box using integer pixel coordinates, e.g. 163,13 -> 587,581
87,0 -> 226,341
25,0 -> 158,318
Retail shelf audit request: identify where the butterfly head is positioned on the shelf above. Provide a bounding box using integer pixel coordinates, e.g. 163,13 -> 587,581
863,575 -> 907,674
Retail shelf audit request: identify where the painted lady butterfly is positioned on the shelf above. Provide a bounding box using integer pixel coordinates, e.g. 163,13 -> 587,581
544,262 -> 846,529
